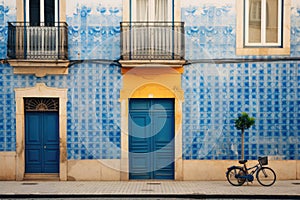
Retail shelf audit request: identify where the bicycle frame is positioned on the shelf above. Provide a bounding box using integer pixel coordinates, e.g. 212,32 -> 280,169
243,163 -> 261,175
228,162 -> 262,182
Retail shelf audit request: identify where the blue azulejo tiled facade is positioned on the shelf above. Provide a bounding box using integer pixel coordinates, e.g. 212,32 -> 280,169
66,64 -> 122,160
0,0 -> 299,181
182,62 -> 300,160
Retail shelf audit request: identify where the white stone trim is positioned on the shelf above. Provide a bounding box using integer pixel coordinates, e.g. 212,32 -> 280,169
15,83 -> 68,181
236,0 -> 291,55
119,68 -> 184,180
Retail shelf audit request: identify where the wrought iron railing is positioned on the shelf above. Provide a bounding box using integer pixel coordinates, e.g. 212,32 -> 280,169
7,22 -> 68,60
121,22 -> 185,60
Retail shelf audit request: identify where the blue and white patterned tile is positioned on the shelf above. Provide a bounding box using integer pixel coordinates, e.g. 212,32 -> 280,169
182,62 -> 300,160
182,0 -> 236,59
66,1 -> 121,60
65,63 -> 122,159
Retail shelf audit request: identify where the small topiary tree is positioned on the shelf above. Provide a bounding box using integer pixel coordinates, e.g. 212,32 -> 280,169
234,112 -> 255,160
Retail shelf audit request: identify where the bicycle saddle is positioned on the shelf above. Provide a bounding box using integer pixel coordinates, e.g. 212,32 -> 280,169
239,160 -> 248,164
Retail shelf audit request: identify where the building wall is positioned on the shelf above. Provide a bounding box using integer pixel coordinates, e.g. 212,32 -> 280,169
0,0 -> 299,180
182,0 -> 299,160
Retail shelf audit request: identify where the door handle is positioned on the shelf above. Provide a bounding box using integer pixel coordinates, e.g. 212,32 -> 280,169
44,145 -> 46,149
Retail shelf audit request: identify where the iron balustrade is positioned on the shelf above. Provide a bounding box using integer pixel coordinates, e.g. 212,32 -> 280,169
7,22 -> 68,60
121,22 -> 185,60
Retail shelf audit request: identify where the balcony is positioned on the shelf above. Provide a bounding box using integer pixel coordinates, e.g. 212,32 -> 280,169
7,22 -> 68,60
7,22 -> 69,77
120,22 -> 186,68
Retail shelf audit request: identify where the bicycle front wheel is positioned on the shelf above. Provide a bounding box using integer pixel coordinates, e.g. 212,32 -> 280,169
226,167 -> 246,186
256,167 -> 276,186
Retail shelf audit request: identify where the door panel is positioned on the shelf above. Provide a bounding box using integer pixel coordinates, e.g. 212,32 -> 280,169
153,112 -> 174,179
129,99 -> 174,180
25,112 -> 43,173
25,111 -> 59,173
43,112 -> 59,172
26,149 -> 42,173
26,114 -> 41,144
129,113 -> 152,179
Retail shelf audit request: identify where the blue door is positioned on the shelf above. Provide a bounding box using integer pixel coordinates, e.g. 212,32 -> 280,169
25,111 -> 59,173
129,99 -> 175,180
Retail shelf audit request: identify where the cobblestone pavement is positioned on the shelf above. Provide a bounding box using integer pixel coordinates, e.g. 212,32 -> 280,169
0,180 -> 299,198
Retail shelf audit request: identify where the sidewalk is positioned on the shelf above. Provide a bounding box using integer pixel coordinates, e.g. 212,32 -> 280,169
0,180 -> 299,198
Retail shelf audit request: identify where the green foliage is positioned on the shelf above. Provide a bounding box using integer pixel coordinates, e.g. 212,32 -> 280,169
234,112 -> 255,131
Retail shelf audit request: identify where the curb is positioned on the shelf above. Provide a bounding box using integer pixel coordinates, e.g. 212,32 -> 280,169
0,194 -> 300,199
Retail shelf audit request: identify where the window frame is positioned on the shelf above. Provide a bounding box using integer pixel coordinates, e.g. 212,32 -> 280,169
244,0 -> 282,47
16,0 -> 65,23
131,0 -> 173,22
122,0 -> 180,22
24,0 -> 59,58
26,0 -> 58,26
236,0 -> 290,56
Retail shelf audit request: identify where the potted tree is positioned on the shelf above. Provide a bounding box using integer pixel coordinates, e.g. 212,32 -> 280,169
234,112 -> 255,160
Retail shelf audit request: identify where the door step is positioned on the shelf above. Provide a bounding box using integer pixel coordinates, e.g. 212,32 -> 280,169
24,174 -> 59,181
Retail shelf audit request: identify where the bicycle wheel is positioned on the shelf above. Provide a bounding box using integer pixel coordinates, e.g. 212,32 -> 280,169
256,167 -> 276,186
226,167 -> 247,186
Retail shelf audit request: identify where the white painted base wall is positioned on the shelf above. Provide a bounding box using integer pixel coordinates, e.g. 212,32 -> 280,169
64,159 -> 300,181
67,160 -> 121,180
0,152 -> 16,180
182,160 -> 300,180
0,152 -> 299,181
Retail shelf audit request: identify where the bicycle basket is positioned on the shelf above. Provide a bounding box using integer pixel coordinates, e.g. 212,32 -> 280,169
258,156 -> 268,165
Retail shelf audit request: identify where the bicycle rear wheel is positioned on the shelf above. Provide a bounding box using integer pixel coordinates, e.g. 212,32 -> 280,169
256,167 -> 276,186
226,167 -> 246,186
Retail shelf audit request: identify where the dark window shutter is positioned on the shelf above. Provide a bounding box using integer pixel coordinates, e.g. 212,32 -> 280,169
29,0 -> 40,26
44,0 -> 55,26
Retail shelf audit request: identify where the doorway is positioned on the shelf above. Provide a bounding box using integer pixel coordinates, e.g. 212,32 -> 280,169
24,98 -> 59,174
129,98 -> 175,179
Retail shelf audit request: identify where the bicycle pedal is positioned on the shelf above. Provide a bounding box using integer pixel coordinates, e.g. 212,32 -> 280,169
246,181 -> 253,185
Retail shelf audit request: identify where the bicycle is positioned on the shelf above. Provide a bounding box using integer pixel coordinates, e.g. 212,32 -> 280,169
226,156 -> 276,186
